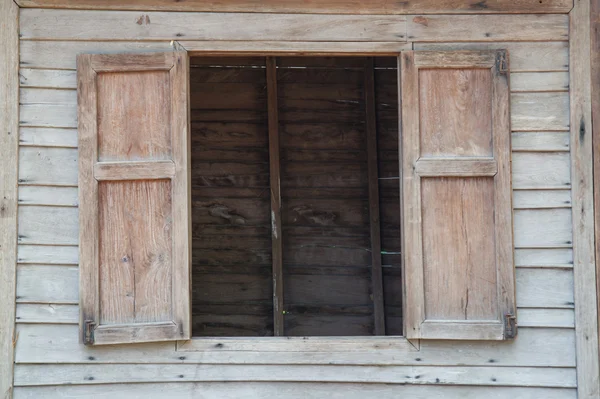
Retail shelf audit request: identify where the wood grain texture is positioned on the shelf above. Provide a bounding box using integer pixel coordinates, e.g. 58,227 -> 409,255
266,57 -> 284,336
14,0 -> 574,13
19,10 -> 408,42
419,68 -> 493,158
182,41 -> 412,56
9,383 -> 577,399
19,128 -> 78,148
0,3 -> 19,397
98,180 -> 173,324
421,177 -> 497,321
18,10 -> 567,42
570,1 -> 600,397
97,71 -> 172,161
402,50 -> 514,340
78,52 -> 190,345
11,363 -> 577,387
406,14 -> 568,42
14,323 -> 575,366
364,58 -> 385,335
592,0 -> 600,378
414,42 -> 569,72
20,41 -> 175,70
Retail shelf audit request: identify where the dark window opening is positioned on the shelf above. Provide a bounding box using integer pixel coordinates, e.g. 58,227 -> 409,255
190,56 -> 401,337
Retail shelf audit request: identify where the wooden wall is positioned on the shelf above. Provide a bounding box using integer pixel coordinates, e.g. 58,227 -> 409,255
13,8 -> 576,398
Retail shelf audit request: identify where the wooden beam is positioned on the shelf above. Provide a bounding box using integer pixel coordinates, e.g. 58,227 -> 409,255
266,56 -> 284,337
569,0 -> 600,397
18,10 -> 568,43
364,58 -> 386,336
0,0 -> 19,398
592,0 -> 600,377
14,0 -> 573,14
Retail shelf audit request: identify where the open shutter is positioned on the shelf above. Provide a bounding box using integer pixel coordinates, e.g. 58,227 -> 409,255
401,50 -> 515,340
77,52 -> 191,345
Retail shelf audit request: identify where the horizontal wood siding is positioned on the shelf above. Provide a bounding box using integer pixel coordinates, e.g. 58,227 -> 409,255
15,8 -> 575,398
14,0 -> 574,14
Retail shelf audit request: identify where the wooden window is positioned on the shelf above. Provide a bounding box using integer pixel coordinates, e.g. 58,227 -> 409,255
401,50 -> 516,340
190,56 -> 402,337
77,49 -> 515,345
77,52 -> 191,345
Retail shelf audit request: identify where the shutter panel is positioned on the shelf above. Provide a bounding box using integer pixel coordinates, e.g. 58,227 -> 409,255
401,50 -> 516,340
77,52 -> 191,345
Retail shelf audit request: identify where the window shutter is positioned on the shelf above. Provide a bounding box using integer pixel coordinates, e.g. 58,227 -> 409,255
401,50 -> 516,340
77,52 -> 191,345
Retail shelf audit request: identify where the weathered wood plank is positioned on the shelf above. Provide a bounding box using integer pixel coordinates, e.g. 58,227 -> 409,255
16,303 -> 79,324
593,0 -> 600,379
12,364 -> 576,387
510,72 -> 569,92
516,269 -> 574,309
18,206 -> 78,245
0,0 -> 19,397
18,186 -> 78,207
514,248 -> 573,267
266,57 -> 283,336
517,308 -> 574,329
569,1 -> 600,397
511,92 -> 570,131
11,383 -> 577,399
17,245 -> 78,265
14,323 -> 575,366
414,42 -> 568,72
20,103 -> 77,128
18,147 -> 78,186
19,10 -> 408,41
20,41 -> 174,70
364,58 -> 385,335
512,189 -> 571,209
19,127 -> 78,148
512,152 -> 570,189
511,132 -> 569,152
20,68 -> 77,89
182,41 -> 412,55
16,265 -> 78,304
513,208 -> 572,248
406,14 -> 568,42
14,0 -> 574,14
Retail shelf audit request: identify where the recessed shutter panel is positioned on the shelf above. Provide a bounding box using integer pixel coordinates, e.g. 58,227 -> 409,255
77,52 -> 191,345
401,50 -> 516,340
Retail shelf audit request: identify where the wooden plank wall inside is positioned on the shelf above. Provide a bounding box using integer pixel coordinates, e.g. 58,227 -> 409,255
189,56 -> 402,337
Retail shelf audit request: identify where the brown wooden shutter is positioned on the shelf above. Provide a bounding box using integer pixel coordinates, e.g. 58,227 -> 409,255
401,50 -> 516,340
77,52 -> 191,345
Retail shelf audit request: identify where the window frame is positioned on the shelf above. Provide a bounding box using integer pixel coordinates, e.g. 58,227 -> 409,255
181,45 -> 415,352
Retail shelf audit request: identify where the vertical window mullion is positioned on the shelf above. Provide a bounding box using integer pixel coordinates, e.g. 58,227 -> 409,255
364,57 -> 386,335
266,56 -> 284,336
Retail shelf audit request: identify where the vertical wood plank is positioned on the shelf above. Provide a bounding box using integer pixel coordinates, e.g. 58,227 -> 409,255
267,56 -> 284,336
170,52 -> 192,339
77,54 -> 100,344
491,50 -> 517,335
400,51 -> 425,339
0,1 -> 18,397
591,0 -> 600,375
364,58 -> 385,336
570,0 -> 600,397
